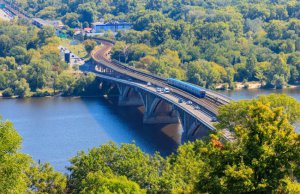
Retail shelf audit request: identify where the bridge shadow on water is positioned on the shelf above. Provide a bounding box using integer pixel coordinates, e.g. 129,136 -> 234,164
81,96 -> 182,157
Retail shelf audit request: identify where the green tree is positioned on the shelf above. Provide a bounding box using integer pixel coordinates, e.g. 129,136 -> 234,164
55,72 -> 76,96
80,172 -> 146,194
77,3 -> 96,25
26,163 -> 67,194
197,98 -> 300,193
27,61 -> 50,91
0,118 -> 31,194
38,27 -> 55,44
13,78 -> 31,98
83,39 -> 97,54
145,0 -> 163,11
68,142 -> 163,193
9,46 -> 30,65
0,34 -> 13,57
1,88 -> 14,97
62,13 -> 80,28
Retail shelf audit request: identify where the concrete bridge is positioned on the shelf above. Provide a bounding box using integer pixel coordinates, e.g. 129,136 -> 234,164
87,40 -> 233,143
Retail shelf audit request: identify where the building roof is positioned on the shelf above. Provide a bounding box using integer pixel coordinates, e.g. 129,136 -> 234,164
92,21 -> 131,26
84,27 -> 92,32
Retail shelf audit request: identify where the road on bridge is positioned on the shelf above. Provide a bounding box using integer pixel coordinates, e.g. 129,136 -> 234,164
90,39 -> 233,141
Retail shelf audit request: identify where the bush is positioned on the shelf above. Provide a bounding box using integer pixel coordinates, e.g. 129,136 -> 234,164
243,83 -> 249,89
220,83 -> 229,90
2,88 -> 14,97
228,83 -> 236,90
32,90 -> 51,97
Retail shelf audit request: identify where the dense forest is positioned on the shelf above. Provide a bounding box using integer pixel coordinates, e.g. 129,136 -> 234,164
10,0 -> 300,89
0,20 -> 99,97
1,94 -> 300,193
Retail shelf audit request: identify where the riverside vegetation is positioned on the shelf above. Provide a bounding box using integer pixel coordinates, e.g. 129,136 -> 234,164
1,94 -> 300,193
2,1 -> 300,98
11,0 -> 300,89
0,21 -> 99,98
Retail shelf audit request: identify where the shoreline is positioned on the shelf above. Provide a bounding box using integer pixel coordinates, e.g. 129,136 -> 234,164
1,82 -> 300,99
0,95 -> 104,99
216,82 -> 300,91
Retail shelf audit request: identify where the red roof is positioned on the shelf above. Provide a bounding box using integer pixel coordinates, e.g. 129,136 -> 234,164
84,28 -> 92,32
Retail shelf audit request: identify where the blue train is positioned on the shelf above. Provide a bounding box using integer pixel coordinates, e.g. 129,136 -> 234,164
167,78 -> 206,98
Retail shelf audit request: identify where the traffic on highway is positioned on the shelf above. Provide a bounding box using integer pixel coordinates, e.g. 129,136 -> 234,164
90,39 -> 233,141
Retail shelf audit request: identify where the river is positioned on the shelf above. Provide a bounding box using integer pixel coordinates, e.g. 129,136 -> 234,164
218,87 -> 300,101
1,88 -> 300,172
0,97 -> 181,172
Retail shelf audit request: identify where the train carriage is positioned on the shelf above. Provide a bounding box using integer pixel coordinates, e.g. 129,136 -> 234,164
167,78 -> 206,98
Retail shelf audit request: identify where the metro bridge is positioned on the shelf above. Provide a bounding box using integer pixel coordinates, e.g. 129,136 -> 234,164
88,40 -> 233,143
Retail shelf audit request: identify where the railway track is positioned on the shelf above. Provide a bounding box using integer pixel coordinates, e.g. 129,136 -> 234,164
91,40 -> 227,116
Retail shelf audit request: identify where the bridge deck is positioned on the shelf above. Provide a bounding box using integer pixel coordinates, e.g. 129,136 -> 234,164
91,40 -> 234,141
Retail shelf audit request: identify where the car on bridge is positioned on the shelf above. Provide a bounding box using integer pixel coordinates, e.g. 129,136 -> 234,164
163,87 -> 170,93
147,82 -> 152,86
211,117 -> 218,122
178,98 -> 184,103
195,105 -> 200,110
187,100 -> 193,105
156,87 -> 162,92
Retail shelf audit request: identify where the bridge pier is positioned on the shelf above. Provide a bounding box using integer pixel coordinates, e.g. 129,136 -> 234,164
140,93 -> 179,124
96,77 -> 214,143
116,84 -> 143,106
178,111 -> 211,143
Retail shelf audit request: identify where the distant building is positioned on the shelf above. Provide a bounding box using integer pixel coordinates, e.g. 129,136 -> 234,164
59,46 -> 84,66
83,27 -> 92,33
92,21 -> 132,33
74,28 -> 81,35
48,20 -> 64,28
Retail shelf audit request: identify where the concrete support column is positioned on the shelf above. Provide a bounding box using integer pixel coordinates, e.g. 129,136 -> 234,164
178,111 -> 211,143
117,84 -> 143,106
142,93 -> 179,124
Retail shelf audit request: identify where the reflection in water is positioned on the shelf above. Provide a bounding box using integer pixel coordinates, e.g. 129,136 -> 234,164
0,97 -> 181,172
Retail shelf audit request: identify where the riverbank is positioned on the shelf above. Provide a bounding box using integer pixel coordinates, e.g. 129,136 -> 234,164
0,91 -> 104,99
216,81 -> 300,91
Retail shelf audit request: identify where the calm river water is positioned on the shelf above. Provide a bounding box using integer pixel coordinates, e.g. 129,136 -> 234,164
0,97 -> 181,172
1,88 -> 300,172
